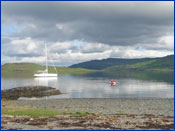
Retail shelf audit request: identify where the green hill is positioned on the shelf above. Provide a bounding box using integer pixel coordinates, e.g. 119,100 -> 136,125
70,58 -> 155,70
70,55 -> 174,83
70,55 -> 174,71
1,55 -> 174,83
1,63 -> 97,78
105,55 -> 174,72
102,55 -> 174,83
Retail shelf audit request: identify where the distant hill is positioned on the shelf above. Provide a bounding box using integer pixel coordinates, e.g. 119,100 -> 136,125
1,63 -> 97,78
1,55 -> 174,83
70,58 -> 153,70
106,55 -> 174,72
79,55 -> 174,83
101,55 -> 174,83
106,55 -> 174,70
70,55 -> 174,70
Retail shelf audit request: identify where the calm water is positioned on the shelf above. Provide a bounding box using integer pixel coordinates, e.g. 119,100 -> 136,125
1,75 -> 174,99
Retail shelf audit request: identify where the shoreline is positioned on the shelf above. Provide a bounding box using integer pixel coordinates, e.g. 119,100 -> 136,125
1,98 -> 174,130
2,98 -> 174,116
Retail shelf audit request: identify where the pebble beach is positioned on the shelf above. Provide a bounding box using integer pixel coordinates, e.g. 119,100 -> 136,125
3,98 -> 174,116
1,98 -> 174,130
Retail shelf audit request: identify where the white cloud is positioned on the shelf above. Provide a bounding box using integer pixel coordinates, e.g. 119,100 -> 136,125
49,41 -> 72,54
2,36 -> 174,66
141,35 -> 174,50
110,46 -> 173,58
158,35 -> 174,50
1,55 -> 17,64
51,49 -> 111,66
4,37 -> 43,59
20,56 -> 46,63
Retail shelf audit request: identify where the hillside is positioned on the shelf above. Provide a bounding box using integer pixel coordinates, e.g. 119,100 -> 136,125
70,55 -> 174,71
70,58 -> 154,70
70,55 -> 174,83
106,55 -> 174,72
1,63 -> 97,78
1,55 -> 174,82
101,55 -> 174,83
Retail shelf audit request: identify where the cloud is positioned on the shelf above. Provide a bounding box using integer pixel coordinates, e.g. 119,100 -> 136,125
137,34 -> 174,51
2,1 -> 173,44
1,36 -> 173,66
110,46 -> 173,58
53,50 -> 112,66
49,41 -> 72,54
3,37 -> 43,58
1,1 -> 174,66
155,35 -> 174,50
81,43 -> 110,53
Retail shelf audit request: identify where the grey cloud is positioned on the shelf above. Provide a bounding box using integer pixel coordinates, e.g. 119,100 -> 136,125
81,48 -> 105,54
6,52 -> 42,58
2,1 -> 174,46
81,43 -> 109,53
51,47 -> 68,54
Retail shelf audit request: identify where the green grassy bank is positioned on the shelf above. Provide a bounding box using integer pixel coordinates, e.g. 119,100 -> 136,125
1,63 -> 97,78
1,101 -> 96,117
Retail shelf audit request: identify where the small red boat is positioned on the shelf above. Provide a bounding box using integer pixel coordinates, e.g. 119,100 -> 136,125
110,79 -> 117,86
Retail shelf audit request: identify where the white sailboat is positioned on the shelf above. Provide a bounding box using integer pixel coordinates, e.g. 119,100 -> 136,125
34,44 -> 58,77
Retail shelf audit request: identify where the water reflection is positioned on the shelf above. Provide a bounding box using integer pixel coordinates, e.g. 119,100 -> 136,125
1,75 -> 174,99
34,77 -> 58,87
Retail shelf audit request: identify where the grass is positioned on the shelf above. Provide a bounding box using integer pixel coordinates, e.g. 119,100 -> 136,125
1,104 -> 95,117
102,56 -> 174,83
105,54 -> 174,73
128,60 -> 157,69
1,63 -> 97,78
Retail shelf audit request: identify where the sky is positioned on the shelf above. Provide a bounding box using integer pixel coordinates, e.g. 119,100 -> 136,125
1,1 -> 174,66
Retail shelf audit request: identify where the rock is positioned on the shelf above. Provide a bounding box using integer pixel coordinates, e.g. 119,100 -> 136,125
30,118 -> 34,121
1,86 -> 61,100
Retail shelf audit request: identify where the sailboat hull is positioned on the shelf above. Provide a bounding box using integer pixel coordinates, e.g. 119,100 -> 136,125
34,73 -> 58,77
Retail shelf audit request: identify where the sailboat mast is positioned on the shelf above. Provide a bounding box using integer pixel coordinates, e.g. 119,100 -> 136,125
45,43 -> 48,73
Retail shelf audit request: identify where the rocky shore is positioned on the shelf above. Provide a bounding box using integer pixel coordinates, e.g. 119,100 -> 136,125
1,86 -> 61,100
1,98 -> 174,130
2,113 -> 174,130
